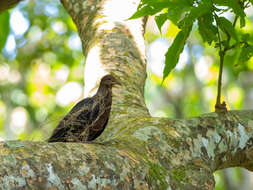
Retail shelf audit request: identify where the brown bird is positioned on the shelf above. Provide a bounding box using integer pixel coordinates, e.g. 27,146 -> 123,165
0,0 -> 24,13
48,75 -> 121,142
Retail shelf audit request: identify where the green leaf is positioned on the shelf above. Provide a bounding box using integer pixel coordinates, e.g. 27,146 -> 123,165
241,33 -> 250,42
178,0 -> 212,28
163,25 -> 192,81
250,0 -> 253,5
131,0 -> 173,19
216,16 -> 238,41
238,45 -> 253,63
0,11 -> 10,51
132,0 -> 192,24
228,0 -> 245,16
166,4 -> 191,25
213,0 -> 246,27
212,0 -> 227,5
129,5 -> 161,19
228,0 -> 246,27
239,16 -> 245,28
155,13 -> 168,33
132,0 -> 192,26
143,0 -> 192,8
198,13 -> 217,44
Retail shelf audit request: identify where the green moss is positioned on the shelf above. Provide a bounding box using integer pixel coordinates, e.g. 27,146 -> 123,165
170,166 -> 189,184
4,141 -> 25,149
145,158 -> 168,190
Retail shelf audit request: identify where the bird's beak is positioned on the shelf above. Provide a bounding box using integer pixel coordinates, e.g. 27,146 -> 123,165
113,79 -> 121,86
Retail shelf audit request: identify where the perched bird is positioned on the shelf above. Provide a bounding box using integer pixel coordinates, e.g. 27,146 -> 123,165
48,75 -> 121,142
0,0 -> 23,13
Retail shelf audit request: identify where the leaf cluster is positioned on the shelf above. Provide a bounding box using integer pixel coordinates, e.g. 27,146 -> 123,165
130,0 -> 253,80
0,12 -> 10,51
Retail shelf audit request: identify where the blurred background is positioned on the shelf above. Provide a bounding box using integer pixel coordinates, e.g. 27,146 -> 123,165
0,0 -> 253,189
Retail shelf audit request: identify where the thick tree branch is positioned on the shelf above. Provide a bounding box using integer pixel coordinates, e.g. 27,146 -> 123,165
1,110 -> 253,189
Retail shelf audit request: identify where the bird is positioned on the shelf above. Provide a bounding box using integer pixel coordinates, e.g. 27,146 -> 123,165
48,74 -> 121,142
0,0 -> 24,13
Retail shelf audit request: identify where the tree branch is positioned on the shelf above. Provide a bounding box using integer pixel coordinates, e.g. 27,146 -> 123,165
1,110 -> 253,189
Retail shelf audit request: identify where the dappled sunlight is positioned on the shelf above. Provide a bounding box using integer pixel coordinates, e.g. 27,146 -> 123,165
53,65 -> 69,83
176,48 -> 189,71
10,9 -> 29,36
11,89 -> 28,106
147,37 -> 188,76
103,0 -> 137,21
35,108 -> 48,123
227,86 -> 244,109
10,107 -> 27,135
31,91 -> 47,106
68,33 -> 81,50
51,21 -> 67,34
0,64 -> 10,82
147,38 -> 168,76
44,4 -> 59,17
27,26 -> 43,42
5,35 -> 16,53
203,86 -> 216,101
246,6 -> 253,16
0,64 -> 21,84
56,82 -> 82,106
84,45 -> 107,97
194,56 -> 213,82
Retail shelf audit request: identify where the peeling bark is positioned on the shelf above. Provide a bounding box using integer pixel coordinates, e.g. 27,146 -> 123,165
1,0 -> 253,189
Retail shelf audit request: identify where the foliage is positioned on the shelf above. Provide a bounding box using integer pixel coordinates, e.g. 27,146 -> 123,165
0,12 -> 10,51
131,0 -> 253,81
0,0 -> 84,140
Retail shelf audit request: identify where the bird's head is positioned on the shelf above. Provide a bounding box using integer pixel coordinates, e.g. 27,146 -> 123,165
100,75 -> 121,87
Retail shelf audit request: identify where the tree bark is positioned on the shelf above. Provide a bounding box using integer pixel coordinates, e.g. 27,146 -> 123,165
1,0 -> 253,189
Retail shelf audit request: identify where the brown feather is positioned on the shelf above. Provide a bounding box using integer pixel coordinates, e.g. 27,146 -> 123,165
48,75 -> 120,142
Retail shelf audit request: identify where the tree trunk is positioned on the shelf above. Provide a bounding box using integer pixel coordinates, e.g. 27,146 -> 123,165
1,0 -> 253,189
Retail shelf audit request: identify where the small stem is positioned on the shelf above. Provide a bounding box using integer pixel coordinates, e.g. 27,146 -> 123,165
216,51 -> 224,105
232,16 -> 238,27
224,16 -> 238,51
213,11 -> 238,112
214,14 -> 223,105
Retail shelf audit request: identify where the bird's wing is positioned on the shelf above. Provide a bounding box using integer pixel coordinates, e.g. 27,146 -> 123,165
87,115 -> 109,141
48,98 -> 95,142
69,98 -> 94,114
47,119 -> 73,142
83,102 -> 111,141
